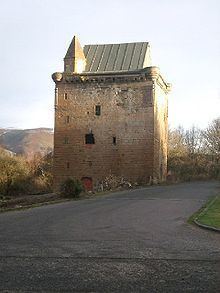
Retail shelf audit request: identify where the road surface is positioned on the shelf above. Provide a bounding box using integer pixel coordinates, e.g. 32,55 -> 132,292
0,181 -> 220,292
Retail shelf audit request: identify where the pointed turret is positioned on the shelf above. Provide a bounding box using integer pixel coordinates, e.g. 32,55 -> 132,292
64,36 -> 86,73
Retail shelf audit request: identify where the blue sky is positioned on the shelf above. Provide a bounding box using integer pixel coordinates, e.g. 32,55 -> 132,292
0,0 -> 219,129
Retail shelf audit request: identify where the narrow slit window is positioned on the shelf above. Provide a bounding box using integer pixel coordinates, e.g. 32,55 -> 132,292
113,136 -> 116,145
64,137 -> 69,144
66,115 -> 70,123
67,162 -> 70,169
64,93 -> 68,100
95,105 -> 101,116
85,133 -> 95,144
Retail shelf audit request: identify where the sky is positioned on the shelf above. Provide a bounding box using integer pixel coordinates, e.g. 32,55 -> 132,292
0,0 -> 219,130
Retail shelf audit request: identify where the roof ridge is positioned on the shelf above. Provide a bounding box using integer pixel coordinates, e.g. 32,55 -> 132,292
84,41 -> 148,47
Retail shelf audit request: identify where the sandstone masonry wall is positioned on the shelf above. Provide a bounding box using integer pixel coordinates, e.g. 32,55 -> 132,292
53,78 -> 157,191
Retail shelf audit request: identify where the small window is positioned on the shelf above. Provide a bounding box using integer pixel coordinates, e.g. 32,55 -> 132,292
64,137 -> 69,144
66,115 -> 70,123
113,137 -> 116,145
64,93 -> 68,100
67,162 -> 70,169
85,133 -> 95,144
95,105 -> 101,116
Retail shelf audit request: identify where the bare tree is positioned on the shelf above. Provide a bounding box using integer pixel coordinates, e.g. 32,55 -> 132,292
184,126 -> 202,157
203,117 -> 220,160
168,126 -> 187,158
168,124 -> 219,181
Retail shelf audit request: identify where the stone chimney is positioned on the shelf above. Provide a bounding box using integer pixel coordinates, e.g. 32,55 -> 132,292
64,36 -> 86,73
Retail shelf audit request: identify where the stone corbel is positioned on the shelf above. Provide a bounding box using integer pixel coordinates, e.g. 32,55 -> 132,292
52,72 -> 63,82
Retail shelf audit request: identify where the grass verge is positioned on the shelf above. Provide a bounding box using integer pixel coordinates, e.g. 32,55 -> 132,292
188,195 -> 220,230
196,196 -> 220,229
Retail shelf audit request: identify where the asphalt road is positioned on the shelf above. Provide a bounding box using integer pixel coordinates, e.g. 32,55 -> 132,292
0,181 -> 220,292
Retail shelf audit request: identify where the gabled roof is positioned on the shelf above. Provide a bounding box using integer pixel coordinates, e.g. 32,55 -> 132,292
83,42 -> 151,73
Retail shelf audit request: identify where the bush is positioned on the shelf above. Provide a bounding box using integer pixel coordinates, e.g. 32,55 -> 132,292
60,178 -> 83,198
0,154 -> 30,196
0,150 -> 54,197
168,123 -> 220,182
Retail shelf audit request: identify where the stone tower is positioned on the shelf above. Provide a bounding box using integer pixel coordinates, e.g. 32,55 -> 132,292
52,36 -> 171,191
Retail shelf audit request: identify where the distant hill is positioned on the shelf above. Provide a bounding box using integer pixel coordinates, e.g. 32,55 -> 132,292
0,128 -> 53,158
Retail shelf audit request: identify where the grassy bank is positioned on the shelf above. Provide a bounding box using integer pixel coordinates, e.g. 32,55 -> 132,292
189,195 -> 220,230
196,196 -> 220,229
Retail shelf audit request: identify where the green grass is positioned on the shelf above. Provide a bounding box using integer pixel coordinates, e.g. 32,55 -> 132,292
187,196 -> 214,225
196,196 -> 220,229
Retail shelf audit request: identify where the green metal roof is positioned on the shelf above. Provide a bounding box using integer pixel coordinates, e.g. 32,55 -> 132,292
83,42 -> 150,73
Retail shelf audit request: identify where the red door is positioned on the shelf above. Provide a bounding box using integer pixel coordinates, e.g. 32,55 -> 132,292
81,177 -> 93,191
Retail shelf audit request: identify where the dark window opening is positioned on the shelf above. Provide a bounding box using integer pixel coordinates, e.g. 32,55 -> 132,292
64,137 -> 69,144
95,105 -> 101,116
85,133 -> 95,144
64,93 -> 68,100
113,136 -> 116,145
67,162 -> 70,169
66,115 -> 70,123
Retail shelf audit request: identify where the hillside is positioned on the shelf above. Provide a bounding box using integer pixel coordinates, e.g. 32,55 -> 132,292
0,128 -> 53,158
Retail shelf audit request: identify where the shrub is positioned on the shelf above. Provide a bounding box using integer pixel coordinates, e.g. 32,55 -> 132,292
28,152 -> 53,194
0,150 -> 54,197
0,154 -> 30,196
60,178 -> 83,198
